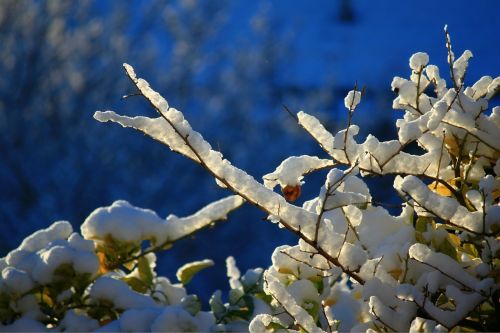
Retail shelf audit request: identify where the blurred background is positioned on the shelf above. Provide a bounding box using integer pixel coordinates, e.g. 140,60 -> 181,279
1,0 -> 499,301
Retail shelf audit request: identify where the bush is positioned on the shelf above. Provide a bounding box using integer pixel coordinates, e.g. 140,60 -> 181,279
1,29 -> 499,332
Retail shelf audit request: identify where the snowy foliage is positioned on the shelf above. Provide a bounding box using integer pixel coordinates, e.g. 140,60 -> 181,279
1,30 -> 499,332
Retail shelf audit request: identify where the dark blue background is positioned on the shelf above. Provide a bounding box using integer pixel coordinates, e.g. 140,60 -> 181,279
1,0 -> 498,302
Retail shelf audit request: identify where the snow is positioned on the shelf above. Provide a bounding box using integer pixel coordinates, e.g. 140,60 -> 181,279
165,195 -> 245,241
2,29 -> 497,332
297,111 -> 335,155
286,279 -> 320,305
409,52 -> 429,71
82,196 -> 244,246
344,89 -> 362,110
338,242 -> 367,272
395,175 -> 485,233
82,200 -> 168,244
452,50 -> 473,85
249,314 -> 285,333
0,316 -> 47,332
1,267 -> 34,294
226,256 -> 242,290
94,111 -> 200,162
13,220 -> 73,254
58,310 -> 99,332
263,155 -> 333,189
118,308 -> 163,332
89,276 -> 158,309
409,243 -> 492,292
263,272 -> 325,333
153,276 -> 187,305
150,306 -> 215,332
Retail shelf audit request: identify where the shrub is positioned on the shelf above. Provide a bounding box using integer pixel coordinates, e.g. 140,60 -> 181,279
1,29 -> 498,332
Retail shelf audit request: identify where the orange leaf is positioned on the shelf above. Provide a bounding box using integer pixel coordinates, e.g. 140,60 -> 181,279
97,251 -> 111,274
282,185 -> 301,202
428,181 -> 453,197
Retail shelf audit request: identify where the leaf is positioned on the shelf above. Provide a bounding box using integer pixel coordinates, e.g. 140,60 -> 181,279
122,276 -> 148,293
97,251 -> 111,274
439,236 -> 459,260
181,295 -> 202,315
388,268 -> 403,280
209,290 -> 226,319
444,133 -> 460,157
428,181 -> 453,197
229,288 -> 244,305
281,185 -> 301,202
304,300 -> 320,322
176,259 -> 214,285
54,263 -> 76,278
416,216 -> 433,233
137,256 -> 154,286
461,243 -> 479,258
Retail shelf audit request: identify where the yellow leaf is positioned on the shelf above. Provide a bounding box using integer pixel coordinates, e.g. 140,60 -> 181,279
444,134 -> 460,157
176,259 -> 214,285
323,298 -> 336,306
97,251 -> 110,274
388,268 -> 402,280
278,267 -> 294,275
428,179 -> 457,197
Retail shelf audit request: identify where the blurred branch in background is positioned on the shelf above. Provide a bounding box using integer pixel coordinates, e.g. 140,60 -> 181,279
0,0 -> 336,284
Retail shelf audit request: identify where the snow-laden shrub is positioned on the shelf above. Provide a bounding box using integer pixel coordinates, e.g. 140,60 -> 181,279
1,29 -> 499,332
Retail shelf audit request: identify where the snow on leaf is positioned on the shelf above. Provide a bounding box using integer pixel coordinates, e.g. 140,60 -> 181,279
263,155 -> 334,189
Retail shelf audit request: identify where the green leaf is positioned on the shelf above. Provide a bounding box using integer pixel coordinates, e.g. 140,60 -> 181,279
303,300 -> 320,322
416,217 -> 433,233
181,295 -> 202,315
267,322 -> 287,330
176,259 -> 214,285
137,256 -> 154,286
54,263 -> 76,278
229,288 -> 244,305
438,237 -> 459,261
122,276 -> 148,293
209,290 -> 226,319
241,295 -> 254,320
